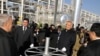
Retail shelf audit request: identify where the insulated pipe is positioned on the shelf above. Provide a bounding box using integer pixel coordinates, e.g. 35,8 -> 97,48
74,0 -> 82,28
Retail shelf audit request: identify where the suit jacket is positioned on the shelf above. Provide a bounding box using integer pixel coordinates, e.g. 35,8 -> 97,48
38,31 -> 45,46
58,29 -> 76,56
33,29 -> 45,46
14,26 -> 34,49
0,28 -> 18,56
78,39 -> 100,56
49,30 -> 59,48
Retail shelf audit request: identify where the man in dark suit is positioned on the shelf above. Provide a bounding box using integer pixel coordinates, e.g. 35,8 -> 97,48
57,21 -> 76,56
14,18 -> 34,56
50,25 -> 62,48
78,23 -> 100,56
0,14 -> 18,56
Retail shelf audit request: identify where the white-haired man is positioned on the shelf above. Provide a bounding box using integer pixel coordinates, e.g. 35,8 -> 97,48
0,14 -> 18,56
58,21 -> 76,56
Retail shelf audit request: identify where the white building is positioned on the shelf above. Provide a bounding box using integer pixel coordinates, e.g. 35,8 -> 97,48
0,0 -> 100,27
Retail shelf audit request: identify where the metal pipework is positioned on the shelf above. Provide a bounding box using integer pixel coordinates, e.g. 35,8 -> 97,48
74,0 -> 82,28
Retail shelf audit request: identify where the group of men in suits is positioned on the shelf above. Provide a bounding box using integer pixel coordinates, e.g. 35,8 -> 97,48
49,21 -> 100,56
0,14 -> 100,56
0,14 -> 76,56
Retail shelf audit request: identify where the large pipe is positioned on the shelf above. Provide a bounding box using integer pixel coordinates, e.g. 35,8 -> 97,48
54,0 -> 58,25
44,37 -> 50,55
74,0 -> 82,28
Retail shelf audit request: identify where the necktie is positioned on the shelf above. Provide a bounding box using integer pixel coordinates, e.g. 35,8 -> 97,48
23,27 -> 26,34
58,32 -> 61,41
